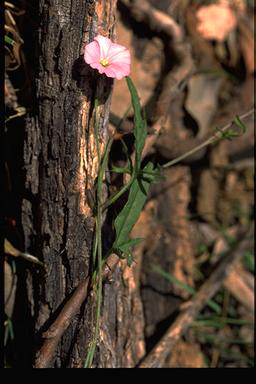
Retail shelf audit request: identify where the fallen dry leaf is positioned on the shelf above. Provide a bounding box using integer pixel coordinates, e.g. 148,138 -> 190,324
167,341 -> 206,368
185,73 -> 223,138
219,0 -> 246,14
196,4 -> 237,41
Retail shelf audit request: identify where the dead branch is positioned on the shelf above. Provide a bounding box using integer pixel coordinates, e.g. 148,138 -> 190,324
138,225 -> 253,368
224,261 -> 254,313
34,253 -> 120,368
34,278 -> 90,368
118,0 -> 194,157
114,0 -> 188,138
120,0 -> 183,42
142,44 -> 194,159
155,105 -> 254,163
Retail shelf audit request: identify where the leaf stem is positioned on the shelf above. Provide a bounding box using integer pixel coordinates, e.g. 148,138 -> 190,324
162,109 -> 254,169
84,98 -> 113,367
101,177 -> 133,211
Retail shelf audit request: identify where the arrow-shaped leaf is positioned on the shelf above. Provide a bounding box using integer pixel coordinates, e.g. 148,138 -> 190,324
113,162 -> 156,254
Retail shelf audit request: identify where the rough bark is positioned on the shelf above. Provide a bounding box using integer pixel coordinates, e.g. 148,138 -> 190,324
19,0 -> 143,368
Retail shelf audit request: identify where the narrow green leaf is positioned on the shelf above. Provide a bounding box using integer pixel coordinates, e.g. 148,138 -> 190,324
5,35 -> 14,45
113,239 -> 143,267
120,138 -> 133,174
140,169 -> 165,183
243,251 -> 254,273
153,265 -> 195,294
126,252 -> 134,267
115,238 -> 144,253
153,265 -> 222,314
111,166 -> 131,174
192,320 -> 225,329
233,115 -> 247,135
113,162 -> 155,251
126,77 -> 147,170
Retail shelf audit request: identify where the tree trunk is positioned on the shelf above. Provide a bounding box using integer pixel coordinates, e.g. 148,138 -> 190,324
18,0 -> 144,368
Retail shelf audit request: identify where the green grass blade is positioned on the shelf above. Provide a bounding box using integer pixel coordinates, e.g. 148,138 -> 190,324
233,115 -> 247,135
243,251 -> 254,273
5,35 -> 14,45
153,265 -> 195,294
153,265 -> 222,314
114,238 -> 144,253
111,166 -> 131,174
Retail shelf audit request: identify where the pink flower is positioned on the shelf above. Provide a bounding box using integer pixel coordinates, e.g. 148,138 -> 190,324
84,35 -> 131,80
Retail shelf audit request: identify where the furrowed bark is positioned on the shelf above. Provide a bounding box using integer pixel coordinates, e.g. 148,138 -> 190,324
20,0 -> 143,368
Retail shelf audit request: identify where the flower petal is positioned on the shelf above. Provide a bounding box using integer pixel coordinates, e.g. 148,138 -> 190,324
84,35 -> 131,79
90,62 -> 101,70
108,44 -> 131,65
89,62 -> 106,74
102,67 -> 118,78
106,62 -> 130,79
94,35 -> 112,58
84,41 -> 100,65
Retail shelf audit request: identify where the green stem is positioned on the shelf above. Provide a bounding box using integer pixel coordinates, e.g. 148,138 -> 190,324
85,134 -> 113,368
101,177 -> 133,211
94,98 -> 101,161
162,109 -> 253,169
116,104 -> 132,130
86,186 -> 103,367
101,136 -> 135,211
92,220 -> 98,272
162,137 -> 213,169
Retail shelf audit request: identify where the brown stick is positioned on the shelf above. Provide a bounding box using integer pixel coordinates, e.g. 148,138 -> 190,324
112,0 -> 188,138
138,226 -> 253,368
224,262 -> 254,313
34,253 -> 120,368
34,279 -> 90,368
119,0 -> 194,158
120,0 -> 183,42
142,45 -> 194,159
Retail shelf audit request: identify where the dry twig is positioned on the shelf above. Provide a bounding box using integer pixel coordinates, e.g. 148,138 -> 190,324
34,253 -> 120,368
138,225 -> 253,368
224,262 -> 254,312
120,0 -> 183,42
117,0 -> 194,158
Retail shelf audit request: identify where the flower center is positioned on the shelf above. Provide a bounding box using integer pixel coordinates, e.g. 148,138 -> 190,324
100,58 -> 109,67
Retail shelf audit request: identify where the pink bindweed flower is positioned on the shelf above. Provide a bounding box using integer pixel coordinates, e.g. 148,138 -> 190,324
84,35 -> 131,80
